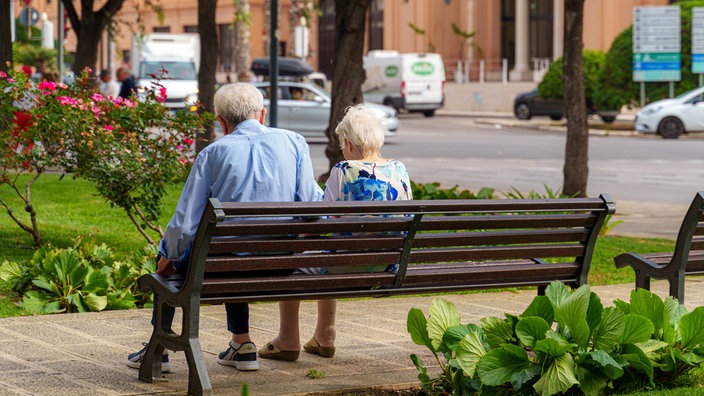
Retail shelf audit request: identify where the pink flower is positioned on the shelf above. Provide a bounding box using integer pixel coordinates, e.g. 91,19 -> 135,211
157,87 -> 167,102
92,93 -> 104,102
58,96 -> 77,106
105,125 -> 114,131
37,81 -> 57,93
124,100 -> 136,108
0,71 -> 6,78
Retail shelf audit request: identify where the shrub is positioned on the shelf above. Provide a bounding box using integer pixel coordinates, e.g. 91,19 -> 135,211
408,282 -> 704,395
0,67 -> 212,247
538,50 -> 606,106
0,239 -> 156,313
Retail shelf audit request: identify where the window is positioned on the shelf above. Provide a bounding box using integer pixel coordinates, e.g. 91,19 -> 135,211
153,26 -> 171,33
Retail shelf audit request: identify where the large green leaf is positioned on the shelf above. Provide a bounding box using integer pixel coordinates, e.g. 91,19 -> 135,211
511,365 -> 541,391
480,316 -> 514,348
555,285 -> 591,350
535,335 -> 576,359
83,268 -> 109,293
444,324 -> 482,352
585,350 -> 624,379
620,314 -> 654,345
635,339 -> 669,361
613,299 -> 630,314
577,365 -> 609,396
522,295 -> 554,324
545,281 -> 570,308
586,292 -> 604,332
533,353 -> 579,396
516,316 -> 550,348
83,292 -> 108,312
455,331 -> 486,377
407,308 -> 433,350
32,275 -> 60,295
662,296 -> 682,344
21,291 -> 64,314
592,307 -> 625,352
629,289 -> 664,338
679,306 -> 704,350
107,290 -> 136,310
427,299 -> 461,351
619,344 -> 654,385
477,344 -> 531,386
0,260 -> 24,282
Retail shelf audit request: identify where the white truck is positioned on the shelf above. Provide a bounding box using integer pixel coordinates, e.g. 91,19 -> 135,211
130,33 -> 200,109
362,50 -> 445,117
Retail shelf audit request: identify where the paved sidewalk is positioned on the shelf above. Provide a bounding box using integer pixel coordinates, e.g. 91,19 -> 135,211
1,277 -> 704,396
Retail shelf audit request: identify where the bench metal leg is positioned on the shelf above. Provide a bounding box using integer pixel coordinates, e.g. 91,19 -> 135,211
184,338 -> 212,396
138,339 -> 165,382
670,272 -> 685,304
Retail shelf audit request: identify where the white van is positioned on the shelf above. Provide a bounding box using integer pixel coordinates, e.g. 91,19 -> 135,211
363,50 -> 445,117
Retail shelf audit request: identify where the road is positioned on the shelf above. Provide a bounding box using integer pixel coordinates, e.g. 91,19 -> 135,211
308,114 -> 704,206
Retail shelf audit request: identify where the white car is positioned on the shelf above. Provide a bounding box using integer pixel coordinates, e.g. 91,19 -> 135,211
250,81 -> 399,138
634,85 -> 704,139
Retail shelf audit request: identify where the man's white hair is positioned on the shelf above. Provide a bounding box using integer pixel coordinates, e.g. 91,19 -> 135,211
335,104 -> 384,157
214,83 -> 264,126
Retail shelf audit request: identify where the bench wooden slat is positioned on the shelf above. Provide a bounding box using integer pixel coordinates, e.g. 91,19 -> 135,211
208,228 -> 591,254
212,213 -> 599,236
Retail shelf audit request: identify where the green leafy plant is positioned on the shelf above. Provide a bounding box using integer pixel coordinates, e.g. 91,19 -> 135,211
411,181 -> 495,200
0,239 -> 156,313
502,184 -> 574,200
408,282 -> 704,395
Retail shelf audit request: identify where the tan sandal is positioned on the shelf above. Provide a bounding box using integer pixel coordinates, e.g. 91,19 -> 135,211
303,338 -> 335,358
257,342 -> 300,361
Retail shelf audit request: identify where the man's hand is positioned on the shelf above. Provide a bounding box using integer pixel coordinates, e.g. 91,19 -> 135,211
156,256 -> 178,276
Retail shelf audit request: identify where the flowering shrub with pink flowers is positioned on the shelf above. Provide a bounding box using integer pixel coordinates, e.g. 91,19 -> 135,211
0,67 -> 212,247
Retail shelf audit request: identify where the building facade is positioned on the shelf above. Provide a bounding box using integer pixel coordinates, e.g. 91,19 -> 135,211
18,0 -> 672,82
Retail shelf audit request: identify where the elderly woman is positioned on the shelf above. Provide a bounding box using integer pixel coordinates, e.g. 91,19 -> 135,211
258,104 -> 412,361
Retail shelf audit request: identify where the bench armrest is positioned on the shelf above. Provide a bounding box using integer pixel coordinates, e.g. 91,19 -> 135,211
138,273 -> 183,295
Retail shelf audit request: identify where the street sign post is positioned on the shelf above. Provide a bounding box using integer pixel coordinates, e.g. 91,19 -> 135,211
633,6 -> 681,105
693,7 -> 704,86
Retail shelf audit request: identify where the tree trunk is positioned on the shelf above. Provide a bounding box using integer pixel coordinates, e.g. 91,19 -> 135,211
62,0 -> 125,75
0,0 -> 11,73
197,0 -> 218,152
562,0 -> 588,198
234,0 -> 251,79
322,0 -> 370,181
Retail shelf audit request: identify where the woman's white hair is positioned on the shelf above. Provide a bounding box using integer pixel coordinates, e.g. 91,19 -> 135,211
214,83 -> 264,126
335,104 -> 384,157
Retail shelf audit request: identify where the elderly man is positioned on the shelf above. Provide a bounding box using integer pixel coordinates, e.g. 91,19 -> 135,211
126,83 -> 323,372
116,66 -> 137,99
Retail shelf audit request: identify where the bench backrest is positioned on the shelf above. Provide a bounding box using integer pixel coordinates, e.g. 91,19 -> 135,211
182,195 -> 615,304
673,191 -> 704,274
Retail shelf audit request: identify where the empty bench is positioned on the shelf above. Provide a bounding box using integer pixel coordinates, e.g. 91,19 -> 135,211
615,191 -> 704,304
137,194 -> 615,395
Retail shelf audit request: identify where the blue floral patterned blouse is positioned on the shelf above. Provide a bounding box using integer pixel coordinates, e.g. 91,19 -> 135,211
320,159 -> 412,274
323,160 -> 412,203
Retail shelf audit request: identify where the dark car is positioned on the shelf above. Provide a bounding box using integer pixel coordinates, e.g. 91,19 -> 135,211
513,89 -> 615,123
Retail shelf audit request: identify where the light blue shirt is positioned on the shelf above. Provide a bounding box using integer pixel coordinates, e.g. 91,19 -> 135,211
159,119 -> 324,262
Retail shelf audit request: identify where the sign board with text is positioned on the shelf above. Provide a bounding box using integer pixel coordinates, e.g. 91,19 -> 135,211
693,7 -> 704,73
633,6 -> 681,82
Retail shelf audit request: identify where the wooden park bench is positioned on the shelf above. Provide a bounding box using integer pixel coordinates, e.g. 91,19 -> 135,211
615,191 -> 704,304
137,194 -> 615,395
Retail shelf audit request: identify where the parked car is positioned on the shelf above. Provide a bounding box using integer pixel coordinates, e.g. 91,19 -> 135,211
634,85 -> 704,139
248,81 -> 399,138
513,89 -> 616,123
